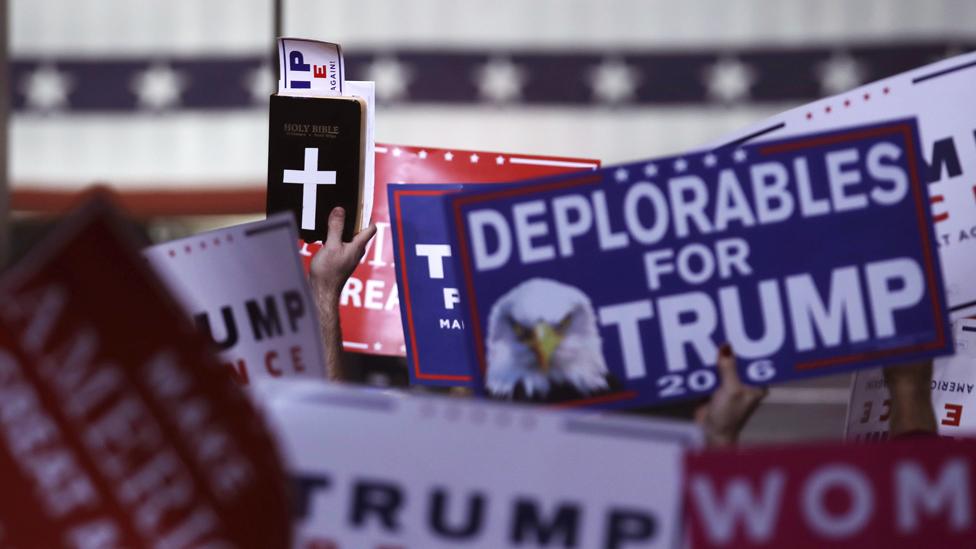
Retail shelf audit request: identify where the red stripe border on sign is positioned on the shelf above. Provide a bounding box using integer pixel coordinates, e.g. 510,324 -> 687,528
393,188 -> 473,382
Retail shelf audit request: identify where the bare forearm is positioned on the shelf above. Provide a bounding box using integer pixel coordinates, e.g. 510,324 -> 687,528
696,344 -> 768,448
888,394 -> 937,435
884,362 -> 937,436
306,207 -> 378,383
312,283 -> 346,382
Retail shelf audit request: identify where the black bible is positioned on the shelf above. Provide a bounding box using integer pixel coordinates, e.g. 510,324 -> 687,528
266,94 -> 367,242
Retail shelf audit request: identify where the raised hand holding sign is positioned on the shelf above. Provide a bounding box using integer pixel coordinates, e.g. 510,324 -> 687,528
446,120 -> 951,408
309,206 -> 378,381
303,144 -> 599,357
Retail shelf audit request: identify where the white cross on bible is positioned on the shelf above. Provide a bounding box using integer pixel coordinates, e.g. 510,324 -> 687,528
282,147 -> 337,230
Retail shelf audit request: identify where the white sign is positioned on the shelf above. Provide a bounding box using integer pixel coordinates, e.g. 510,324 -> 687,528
715,51 -> 976,320
346,80 -> 376,231
846,318 -> 976,440
259,381 -> 701,548
278,37 -> 345,96
144,214 -> 326,386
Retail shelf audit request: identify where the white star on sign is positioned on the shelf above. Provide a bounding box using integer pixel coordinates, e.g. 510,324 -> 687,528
365,56 -> 412,102
703,57 -> 755,104
470,153 -> 480,163
496,155 -> 505,165
244,63 -> 274,104
588,58 -> 640,105
703,154 -> 717,167
393,147 -> 403,157
816,53 -> 865,95
614,168 -> 629,182
475,57 -> 526,103
418,150 -> 428,159
643,163 -> 658,177
21,65 -> 72,111
132,64 -> 187,110
444,151 -> 454,161
733,149 -> 748,163
673,158 -> 688,172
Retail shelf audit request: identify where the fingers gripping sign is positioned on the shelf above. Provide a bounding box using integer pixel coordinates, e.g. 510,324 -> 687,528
311,207 -> 378,297
695,344 -> 769,447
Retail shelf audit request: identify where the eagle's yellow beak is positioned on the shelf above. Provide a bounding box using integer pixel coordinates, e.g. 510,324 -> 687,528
530,322 -> 564,373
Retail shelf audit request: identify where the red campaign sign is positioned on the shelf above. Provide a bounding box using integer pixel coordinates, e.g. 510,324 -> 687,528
685,437 -> 976,548
0,198 -> 291,548
299,143 -> 599,356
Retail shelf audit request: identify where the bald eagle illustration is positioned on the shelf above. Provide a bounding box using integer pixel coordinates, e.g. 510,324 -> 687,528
485,278 -> 619,403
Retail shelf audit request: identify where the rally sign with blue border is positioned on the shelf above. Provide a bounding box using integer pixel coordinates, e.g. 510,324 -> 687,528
390,183 -> 475,387
445,119 -> 951,409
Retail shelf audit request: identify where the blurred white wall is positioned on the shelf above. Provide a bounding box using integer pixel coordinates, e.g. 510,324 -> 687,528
293,0 -> 973,48
286,0 -> 973,162
8,0 -> 976,188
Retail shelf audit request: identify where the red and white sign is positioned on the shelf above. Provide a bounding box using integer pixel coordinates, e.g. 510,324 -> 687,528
685,437 -> 976,548
846,318 -> 976,441
300,144 -> 599,355
259,379 -> 699,548
145,213 -> 327,387
0,198 -> 291,548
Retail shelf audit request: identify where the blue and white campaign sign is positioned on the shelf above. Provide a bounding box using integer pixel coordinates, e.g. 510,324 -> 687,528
713,51 -> 976,320
446,120 -> 952,408
391,182 -> 561,387
257,379 -> 700,548
390,183 -> 476,387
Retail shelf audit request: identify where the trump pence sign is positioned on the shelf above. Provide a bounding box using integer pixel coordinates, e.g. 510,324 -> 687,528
391,183 -> 531,388
846,318 -> 976,441
145,214 -> 327,387
446,120 -> 951,408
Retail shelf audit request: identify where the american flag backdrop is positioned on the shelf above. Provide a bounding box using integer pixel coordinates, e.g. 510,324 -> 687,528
7,0 -> 976,442
9,0 -> 975,206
